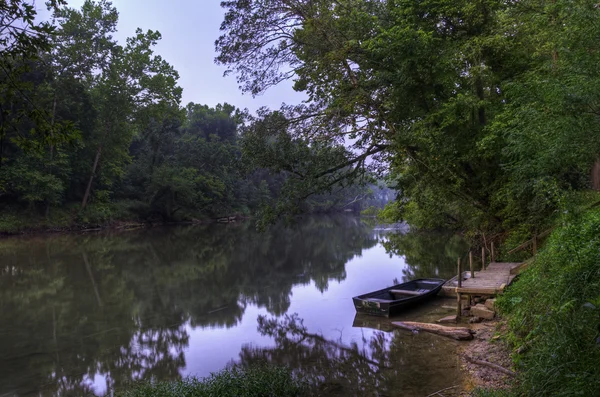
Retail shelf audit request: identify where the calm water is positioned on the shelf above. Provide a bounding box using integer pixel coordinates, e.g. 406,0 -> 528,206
0,216 -> 468,396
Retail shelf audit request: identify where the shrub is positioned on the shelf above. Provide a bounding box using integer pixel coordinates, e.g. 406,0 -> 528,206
117,365 -> 306,397
497,209 -> 600,396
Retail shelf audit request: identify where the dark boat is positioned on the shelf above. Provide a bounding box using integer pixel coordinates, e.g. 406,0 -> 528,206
352,278 -> 445,317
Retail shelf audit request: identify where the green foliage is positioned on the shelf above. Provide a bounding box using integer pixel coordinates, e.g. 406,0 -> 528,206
360,206 -> 379,217
0,0 -> 76,150
216,0 -> 600,236
117,365 -> 306,397
497,209 -> 600,396
377,201 -> 403,224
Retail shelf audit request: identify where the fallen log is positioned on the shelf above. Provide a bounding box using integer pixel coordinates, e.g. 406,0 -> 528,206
464,355 -> 516,377
392,321 -> 475,341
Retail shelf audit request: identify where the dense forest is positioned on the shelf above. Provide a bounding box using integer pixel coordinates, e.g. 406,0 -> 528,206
0,0 -> 390,233
3,1 -> 600,396
215,0 -> 600,241
2,1 -> 600,233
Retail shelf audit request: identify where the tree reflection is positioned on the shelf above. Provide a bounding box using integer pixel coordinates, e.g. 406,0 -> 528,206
381,231 -> 469,281
0,215 -> 378,395
233,314 -> 464,397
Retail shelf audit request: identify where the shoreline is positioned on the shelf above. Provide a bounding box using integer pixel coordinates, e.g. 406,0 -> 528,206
458,319 -> 515,395
0,217 -> 250,238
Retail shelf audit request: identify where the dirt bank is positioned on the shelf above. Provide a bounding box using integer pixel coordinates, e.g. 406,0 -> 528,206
459,319 -> 515,394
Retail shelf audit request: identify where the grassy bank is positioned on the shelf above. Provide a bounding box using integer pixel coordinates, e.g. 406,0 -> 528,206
116,365 -> 305,397
484,208 -> 600,396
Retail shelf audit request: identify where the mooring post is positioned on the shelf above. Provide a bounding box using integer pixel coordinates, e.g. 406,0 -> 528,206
469,251 -> 474,278
456,257 -> 462,317
491,241 -> 495,263
481,246 -> 485,271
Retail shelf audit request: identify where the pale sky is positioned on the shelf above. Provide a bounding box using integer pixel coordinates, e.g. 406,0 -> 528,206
38,0 -> 305,113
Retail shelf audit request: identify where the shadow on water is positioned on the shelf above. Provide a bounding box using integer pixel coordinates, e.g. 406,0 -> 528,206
0,216 -> 466,396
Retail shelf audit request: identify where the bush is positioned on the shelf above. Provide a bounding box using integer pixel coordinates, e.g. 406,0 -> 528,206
117,365 -> 306,397
497,209 -> 600,396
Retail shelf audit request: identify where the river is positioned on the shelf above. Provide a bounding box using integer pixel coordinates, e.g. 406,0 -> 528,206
0,216 -> 469,396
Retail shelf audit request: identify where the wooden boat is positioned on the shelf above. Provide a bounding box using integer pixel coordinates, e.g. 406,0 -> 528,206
352,278 -> 446,317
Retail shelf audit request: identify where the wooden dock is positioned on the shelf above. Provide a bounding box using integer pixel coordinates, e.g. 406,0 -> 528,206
456,262 -> 521,295
440,260 -> 524,317
444,260 -> 524,316
441,262 -> 525,298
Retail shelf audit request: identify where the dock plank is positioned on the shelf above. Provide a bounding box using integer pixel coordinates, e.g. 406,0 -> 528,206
442,261 -> 522,297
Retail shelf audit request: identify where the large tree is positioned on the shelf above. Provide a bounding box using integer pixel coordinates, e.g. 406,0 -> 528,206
216,0 -> 600,234
216,0 -> 512,229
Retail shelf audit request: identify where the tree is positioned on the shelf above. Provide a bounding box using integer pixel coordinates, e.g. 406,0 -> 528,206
0,0 -> 74,153
217,0 -> 514,230
49,0 -> 182,211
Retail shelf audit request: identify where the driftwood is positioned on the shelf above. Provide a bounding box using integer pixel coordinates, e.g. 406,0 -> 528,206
425,385 -> 459,397
464,355 -> 516,377
392,321 -> 475,341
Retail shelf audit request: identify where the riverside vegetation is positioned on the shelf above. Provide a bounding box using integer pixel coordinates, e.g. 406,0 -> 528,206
0,1 -> 390,234
2,0 -> 600,396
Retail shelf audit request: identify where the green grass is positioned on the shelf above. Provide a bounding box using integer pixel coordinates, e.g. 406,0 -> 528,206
496,208 -> 600,396
470,388 -> 514,397
117,365 -> 306,397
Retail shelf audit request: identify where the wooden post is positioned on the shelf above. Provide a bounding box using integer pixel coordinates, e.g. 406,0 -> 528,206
533,234 -> 537,256
491,241 -> 495,263
456,257 -> 462,317
469,251 -> 474,278
481,246 -> 485,271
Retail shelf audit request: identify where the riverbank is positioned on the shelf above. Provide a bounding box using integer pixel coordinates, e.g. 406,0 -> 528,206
459,207 -> 600,396
459,320 -> 514,395
0,204 -> 248,237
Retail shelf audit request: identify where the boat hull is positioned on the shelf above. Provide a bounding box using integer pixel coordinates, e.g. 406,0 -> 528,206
352,278 -> 445,317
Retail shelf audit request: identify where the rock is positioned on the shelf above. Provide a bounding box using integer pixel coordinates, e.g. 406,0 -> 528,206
437,315 -> 458,324
471,304 -> 495,320
469,316 -> 483,323
485,298 -> 496,311
473,297 -> 483,304
462,309 -> 471,317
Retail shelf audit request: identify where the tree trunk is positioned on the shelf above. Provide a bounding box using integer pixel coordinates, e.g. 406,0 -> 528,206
392,321 -> 475,341
50,94 -> 57,159
81,143 -> 103,211
43,94 -> 59,219
475,76 -> 486,126
592,158 -> 600,191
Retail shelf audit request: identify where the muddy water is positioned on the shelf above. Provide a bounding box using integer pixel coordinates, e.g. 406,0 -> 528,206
0,216 -> 468,396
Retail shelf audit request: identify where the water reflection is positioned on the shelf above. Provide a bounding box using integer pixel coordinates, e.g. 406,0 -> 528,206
0,217 -> 465,396
382,231 -> 469,281
234,313 -> 463,397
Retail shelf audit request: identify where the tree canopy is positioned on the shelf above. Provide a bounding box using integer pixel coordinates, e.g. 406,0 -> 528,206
216,0 -> 600,235
0,0 -> 386,232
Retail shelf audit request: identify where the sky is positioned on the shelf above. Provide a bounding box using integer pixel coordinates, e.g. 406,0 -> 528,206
38,0 -> 305,114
